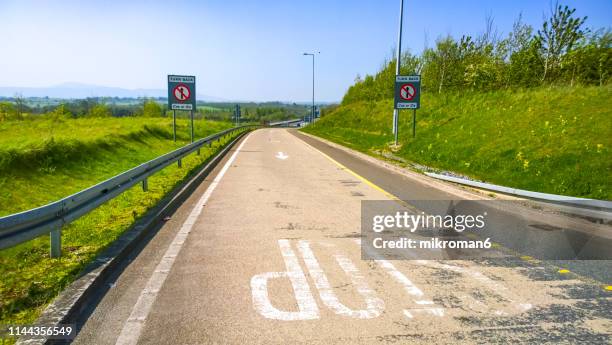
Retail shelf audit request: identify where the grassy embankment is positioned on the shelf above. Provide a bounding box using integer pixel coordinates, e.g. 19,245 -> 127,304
0,116 -> 242,328
303,86 -> 611,200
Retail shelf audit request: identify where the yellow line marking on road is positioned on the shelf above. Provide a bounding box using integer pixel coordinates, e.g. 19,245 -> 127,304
519,255 -> 540,264
465,233 -> 479,240
304,140 -> 400,201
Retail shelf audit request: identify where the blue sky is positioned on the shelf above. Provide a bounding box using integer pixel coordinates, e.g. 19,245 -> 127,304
0,0 -> 610,102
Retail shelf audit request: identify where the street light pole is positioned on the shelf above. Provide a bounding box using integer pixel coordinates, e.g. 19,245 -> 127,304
393,0 -> 404,145
303,52 -> 319,123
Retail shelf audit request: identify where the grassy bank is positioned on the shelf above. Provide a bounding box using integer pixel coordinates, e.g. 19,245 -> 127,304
303,86 -> 611,200
0,117 -> 233,215
0,116 -> 241,328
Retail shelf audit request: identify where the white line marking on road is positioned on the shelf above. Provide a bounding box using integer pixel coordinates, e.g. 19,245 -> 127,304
415,300 -> 434,305
334,254 -> 385,318
251,240 -> 319,320
414,259 -> 533,314
275,151 -> 289,160
355,239 -> 444,318
115,134 -> 252,345
298,240 -> 384,319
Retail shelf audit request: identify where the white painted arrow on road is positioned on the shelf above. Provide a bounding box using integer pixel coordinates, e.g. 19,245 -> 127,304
276,152 -> 289,160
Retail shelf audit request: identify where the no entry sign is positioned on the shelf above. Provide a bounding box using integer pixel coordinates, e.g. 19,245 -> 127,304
394,75 -> 420,109
399,84 -> 416,100
173,84 -> 191,101
168,75 -> 196,111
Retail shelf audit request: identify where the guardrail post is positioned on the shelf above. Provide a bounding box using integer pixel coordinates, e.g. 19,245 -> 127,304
50,228 -> 61,258
178,159 -> 182,168
142,178 -> 148,192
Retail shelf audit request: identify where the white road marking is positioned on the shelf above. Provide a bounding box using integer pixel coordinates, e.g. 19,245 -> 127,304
275,151 -> 289,160
403,310 -> 414,319
115,134 -> 252,345
356,239 -> 444,318
356,237 -> 533,316
251,240 -> 319,320
298,240 -> 384,319
414,260 -> 533,314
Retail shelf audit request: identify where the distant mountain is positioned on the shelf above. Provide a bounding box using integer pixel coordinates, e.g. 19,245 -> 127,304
0,83 -> 226,102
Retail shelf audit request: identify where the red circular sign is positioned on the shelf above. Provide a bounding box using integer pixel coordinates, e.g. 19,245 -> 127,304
399,83 -> 416,101
173,84 -> 191,102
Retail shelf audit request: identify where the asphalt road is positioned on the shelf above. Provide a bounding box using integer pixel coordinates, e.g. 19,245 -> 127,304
73,128 -> 611,345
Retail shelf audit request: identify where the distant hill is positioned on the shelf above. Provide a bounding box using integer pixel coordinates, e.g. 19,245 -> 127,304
0,82 -> 226,102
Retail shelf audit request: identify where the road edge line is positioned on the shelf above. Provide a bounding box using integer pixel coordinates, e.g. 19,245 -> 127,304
115,132 -> 252,345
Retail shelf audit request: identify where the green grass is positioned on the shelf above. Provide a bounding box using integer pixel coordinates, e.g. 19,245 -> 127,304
0,116 -> 232,215
0,116 -> 243,330
303,85 -> 612,200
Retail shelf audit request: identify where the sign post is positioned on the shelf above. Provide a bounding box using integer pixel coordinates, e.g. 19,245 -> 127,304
392,0 -> 404,141
413,109 -> 416,138
234,104 -> 241,127
167,75 -> 197,142
394,75 -> 421,142
190,110 -> 194,143
172,110 -> 176,142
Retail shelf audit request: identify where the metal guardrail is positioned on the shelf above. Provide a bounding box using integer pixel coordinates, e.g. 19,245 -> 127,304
425,172 -> 612,213
268,119 -> 302,127
0,125 -> 257,257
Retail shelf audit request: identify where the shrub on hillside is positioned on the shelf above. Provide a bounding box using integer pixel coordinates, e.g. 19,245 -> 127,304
86,103 -> 112,118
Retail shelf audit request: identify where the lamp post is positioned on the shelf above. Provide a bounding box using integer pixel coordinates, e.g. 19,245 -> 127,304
393,0 -> 404,145
303,52 -> 319,123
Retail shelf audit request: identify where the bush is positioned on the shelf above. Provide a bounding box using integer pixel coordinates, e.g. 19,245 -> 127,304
0,102 -> 18,121
142,100 -> 163,117
87,104 -> 111,118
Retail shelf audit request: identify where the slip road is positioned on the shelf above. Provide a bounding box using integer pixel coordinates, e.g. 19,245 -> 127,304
74,129 -> 611,345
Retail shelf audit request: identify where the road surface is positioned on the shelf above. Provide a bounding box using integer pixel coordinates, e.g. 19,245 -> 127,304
74,128 -> 611,344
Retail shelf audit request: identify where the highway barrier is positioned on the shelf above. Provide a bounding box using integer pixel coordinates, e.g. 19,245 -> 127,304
425,172 -> 612,220
268,119 -> 302,127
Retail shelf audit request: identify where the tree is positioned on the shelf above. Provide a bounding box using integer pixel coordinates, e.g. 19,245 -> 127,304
538,3 -> 587,82
422,37 -> 460,93
509,39 -> 544,87
142,99 -> 162,117
87,103 -> 111,117
14,93 -> 25,120
48,104 -> 72,137
507,14 -> 535,57
0,102 -> 17,121
50,103 -> 72,120
562,29 -> 611,86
